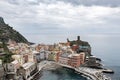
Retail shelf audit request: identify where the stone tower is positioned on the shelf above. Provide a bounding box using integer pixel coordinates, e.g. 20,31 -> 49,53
77,36 -> 80,41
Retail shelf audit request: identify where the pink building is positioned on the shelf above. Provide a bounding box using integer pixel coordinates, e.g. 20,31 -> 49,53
68,52 -> 85,68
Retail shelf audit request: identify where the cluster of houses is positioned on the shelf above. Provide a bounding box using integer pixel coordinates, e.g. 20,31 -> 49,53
0,40 -> 39,80
0,36 -> 101,80
38,43 -> 87,68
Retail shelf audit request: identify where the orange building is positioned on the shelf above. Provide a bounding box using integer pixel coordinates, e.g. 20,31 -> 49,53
80,52 -> 85,64
58,53 -> 70,65
68,54 -> 80,68
56,52 -> 60,62
23,54 -> 28,63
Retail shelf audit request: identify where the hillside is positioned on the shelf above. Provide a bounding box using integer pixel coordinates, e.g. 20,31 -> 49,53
0,17 -> 28,43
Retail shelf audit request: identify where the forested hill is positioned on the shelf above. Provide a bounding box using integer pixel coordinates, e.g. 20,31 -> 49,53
0,17 -> 28,43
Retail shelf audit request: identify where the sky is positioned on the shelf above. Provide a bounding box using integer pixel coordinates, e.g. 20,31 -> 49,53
1,0 -> 120,66
0,0 -> 120,44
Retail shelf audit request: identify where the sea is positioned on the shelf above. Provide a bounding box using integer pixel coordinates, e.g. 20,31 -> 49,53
38,68 -> 88,80
38,35 -> 120,80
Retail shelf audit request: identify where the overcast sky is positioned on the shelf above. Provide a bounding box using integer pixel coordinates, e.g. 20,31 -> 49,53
0,0 -> 120,43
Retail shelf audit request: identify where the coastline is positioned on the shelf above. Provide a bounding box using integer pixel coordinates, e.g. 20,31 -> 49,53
32,61 -> 112,80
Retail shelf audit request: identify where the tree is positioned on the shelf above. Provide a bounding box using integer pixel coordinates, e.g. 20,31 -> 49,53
0,41 -> 13,63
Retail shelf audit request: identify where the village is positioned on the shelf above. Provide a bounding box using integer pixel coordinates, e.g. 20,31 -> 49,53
0,36 -> 111,80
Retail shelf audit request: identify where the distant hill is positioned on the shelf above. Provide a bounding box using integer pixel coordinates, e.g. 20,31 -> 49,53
0,17 -> 28,43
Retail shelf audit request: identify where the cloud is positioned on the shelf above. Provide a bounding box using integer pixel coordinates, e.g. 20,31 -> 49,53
5,0 -> 120,7
60,0 -> 120,7
0,0 -> 120,43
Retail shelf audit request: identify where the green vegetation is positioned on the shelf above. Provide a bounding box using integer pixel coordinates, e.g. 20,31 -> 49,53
69,40 -> 90,47
67,36 -> 90,47
0,17 -> 28,43
67,36 -> 91,55
0,41 -> 13,63
0,43 -> 2,48
48,53 -> 55,61
0,53 -> 13,63
0,17 -> 28,64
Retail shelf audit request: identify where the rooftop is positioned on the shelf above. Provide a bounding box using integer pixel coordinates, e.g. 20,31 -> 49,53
60,53 -> 70,58
22,62 -> 35,70
11,60 -> 19,65
68,53 -> 80,57
32,50 -> 39,54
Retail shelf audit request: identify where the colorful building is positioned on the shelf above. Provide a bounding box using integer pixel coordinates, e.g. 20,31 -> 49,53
79,45 -> 91,55
59,53 -> 70,65
56,52 -> 60,62
68,52 -> 85,68
18,62 -> 38,80
48,53 -> 55,61
68,54 -> 81,68
80,52 -> 85,64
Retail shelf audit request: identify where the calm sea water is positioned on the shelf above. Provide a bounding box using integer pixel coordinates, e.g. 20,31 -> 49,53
104,66 -> 120,80
82,35 -> 120,80
38,68 -> 88,80
38,36 -> 120,80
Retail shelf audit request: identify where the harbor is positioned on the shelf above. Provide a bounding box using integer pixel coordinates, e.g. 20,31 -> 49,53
0,36 -> 114,80
32,61 -> 112,80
